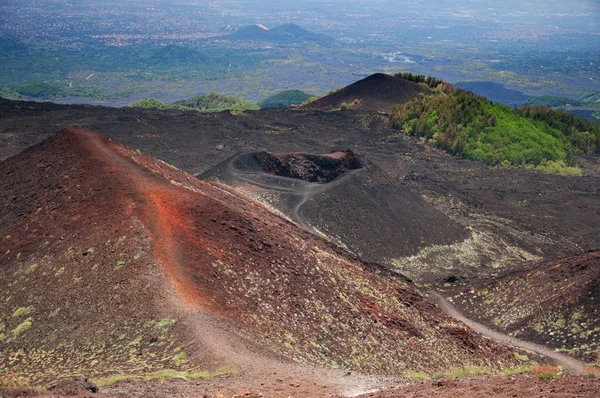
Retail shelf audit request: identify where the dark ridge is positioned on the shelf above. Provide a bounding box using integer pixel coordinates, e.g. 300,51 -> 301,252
252,149 -> 364,183
303,73 -> 430,113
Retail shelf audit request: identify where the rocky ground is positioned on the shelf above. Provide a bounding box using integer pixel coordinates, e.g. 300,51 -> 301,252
1,95 -> 600,396
1,99 -> 598,285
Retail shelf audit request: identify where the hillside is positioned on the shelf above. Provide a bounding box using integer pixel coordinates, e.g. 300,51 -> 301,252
392,83 -> 600,173
258,89 -> 313,108
302,73 -> 430,113
1,98 -> 599,285
445,251 -> 600,365
200,149 -> 471,270
0,129 -> 533,394
130,93 -> 259,112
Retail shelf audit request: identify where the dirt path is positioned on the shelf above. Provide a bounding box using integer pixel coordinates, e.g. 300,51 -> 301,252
78,130 -> 398,397
428,291 -> 587,374
73,131 -> 588,396
218,151 -> 363,227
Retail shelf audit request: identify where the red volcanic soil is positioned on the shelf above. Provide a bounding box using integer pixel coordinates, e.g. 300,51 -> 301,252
358,374 -> 600,398
1,129 -> 531,395
3,374 -> 600,398
302,73 -> 429,113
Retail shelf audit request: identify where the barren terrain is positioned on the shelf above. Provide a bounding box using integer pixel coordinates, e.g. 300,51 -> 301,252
1,128 -> 551,397
1,80 -> 600,397
1,98 -> 598,285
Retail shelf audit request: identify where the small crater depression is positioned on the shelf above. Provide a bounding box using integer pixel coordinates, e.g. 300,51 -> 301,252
253,149 -> 364,183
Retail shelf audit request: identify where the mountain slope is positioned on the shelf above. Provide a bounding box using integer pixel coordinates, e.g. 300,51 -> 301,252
302,73 -> 430,113
0,129 -> 527,390
259,89 -> 313,108
199,149 -> 470,271
447,251 -> 600,365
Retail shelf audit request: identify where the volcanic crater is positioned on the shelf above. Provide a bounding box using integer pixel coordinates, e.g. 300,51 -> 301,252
251,149 -> 364,183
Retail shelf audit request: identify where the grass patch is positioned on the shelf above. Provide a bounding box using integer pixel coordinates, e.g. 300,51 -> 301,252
151,318 -> 177,329
514,352 -> 529,362
12,306 -> 33,318
174,352 -> 187,362
94,366 -> 234,387
532,364 -> 560,380
0,371 -> 31,387
11,318 -> 32,338
403,371 -> 431,379
499,365 -> 536,377
584,366 -> 600,378
443,366 -> 492,379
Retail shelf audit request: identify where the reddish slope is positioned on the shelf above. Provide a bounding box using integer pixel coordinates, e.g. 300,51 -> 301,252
1,129 -> 525,392
302,73 -> 429,113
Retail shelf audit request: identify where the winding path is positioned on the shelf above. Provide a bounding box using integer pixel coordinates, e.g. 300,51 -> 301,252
79,132 -> 586,396
217,151 -> 364,227
428,291 -> 586,375
80,131 -> 396,397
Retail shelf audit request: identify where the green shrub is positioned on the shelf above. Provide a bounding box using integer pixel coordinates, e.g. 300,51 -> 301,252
17,82 -> 63,98
129,98 -> 169,109
259,89 -> 312,107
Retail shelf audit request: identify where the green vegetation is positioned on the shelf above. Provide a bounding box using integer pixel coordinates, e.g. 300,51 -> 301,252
518,106 -> 600,155
130,93 -> 259,113
172,92 -> 259,112
128,98 -> 169,109
532,365 -> 560,380
94,366 -> 234,387
258,89 -> 313,108
391,78 -> 600,173
12,306 -> 33,318
16,82 -> 62,98
150,318 -> 177,329
11,318 -> 32,338
395,72 -> 447,89
523,96 -> 583,107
